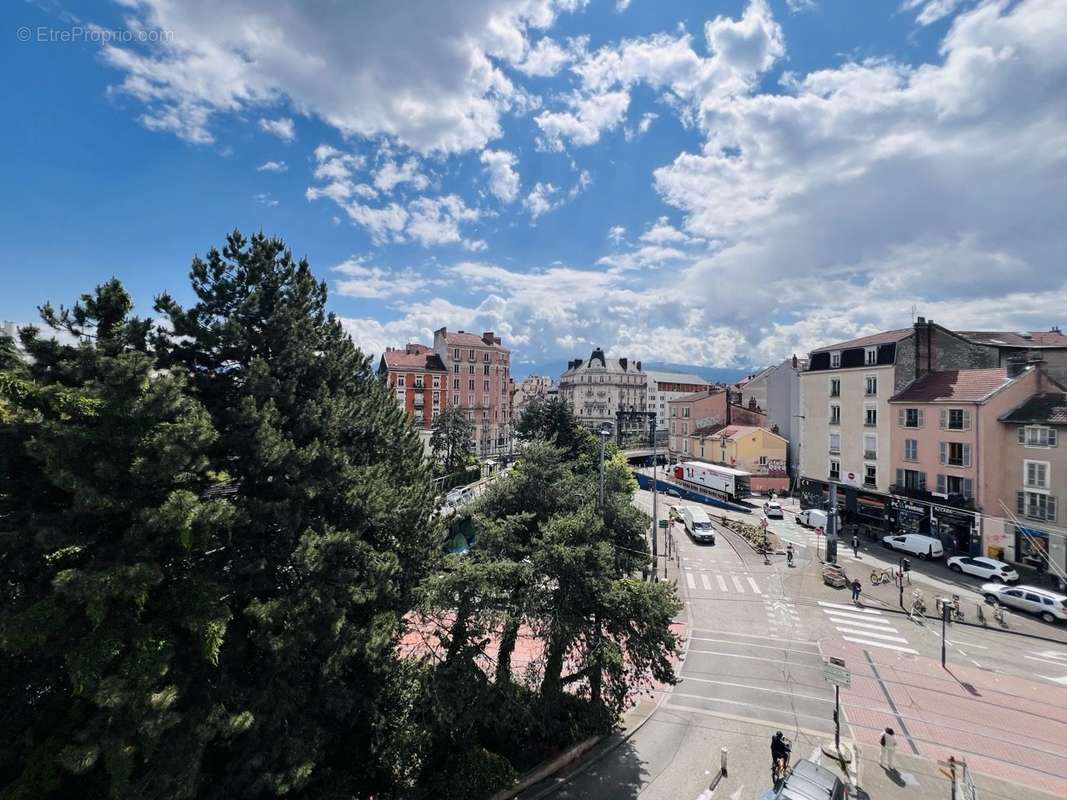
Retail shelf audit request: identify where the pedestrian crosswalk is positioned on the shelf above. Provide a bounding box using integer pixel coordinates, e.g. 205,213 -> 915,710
683,568 -> 765,595
817,601 -> 917,654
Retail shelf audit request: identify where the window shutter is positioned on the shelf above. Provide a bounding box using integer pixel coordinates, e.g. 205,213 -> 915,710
1017,491 -> 1025,514
963,444 -> 971,467
963,478 -> 973,499
898,409 -> 905,426
918,409 -> 925,428
896,468 -> 904,486
1049,496 -> 1057,522
937,474 -> 946,494
1018,426 -> 1026,444
1050,429 -> 1058,447
919,472 -> 927,490
939,442 -> 947,464
963,410 -> 971,430
940,409 -> 948,429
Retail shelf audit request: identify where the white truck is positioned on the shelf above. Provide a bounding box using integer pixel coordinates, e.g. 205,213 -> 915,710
681,506 -> 716,544
795,508 -> 841,531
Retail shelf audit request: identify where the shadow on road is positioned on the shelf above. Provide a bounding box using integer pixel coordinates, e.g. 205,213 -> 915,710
529,737 -> 647,799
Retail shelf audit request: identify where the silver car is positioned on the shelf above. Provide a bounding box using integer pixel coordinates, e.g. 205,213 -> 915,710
982,583 -> 1067,624
947,556 -> 1019,583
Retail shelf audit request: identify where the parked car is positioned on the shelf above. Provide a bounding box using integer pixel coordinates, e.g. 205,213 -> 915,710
946,556 -> 1019,583
881,533 -> 944,559
446,487 -> 474,507
759,758 -> 848,800
665,487 -> 681,497
981,583 -> 1067,624
764,500 -> 784,519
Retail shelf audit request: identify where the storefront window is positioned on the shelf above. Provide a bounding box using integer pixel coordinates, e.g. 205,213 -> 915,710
1015,526 -> 1050,571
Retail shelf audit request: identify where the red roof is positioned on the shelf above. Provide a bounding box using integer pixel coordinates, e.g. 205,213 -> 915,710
890,368 -> 1014,403
380,350 -> 447,371
811,328 -> 912,353
439,329 -> 507,350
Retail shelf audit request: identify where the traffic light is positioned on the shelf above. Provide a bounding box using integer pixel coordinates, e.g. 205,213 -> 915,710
901,558 -> 911,573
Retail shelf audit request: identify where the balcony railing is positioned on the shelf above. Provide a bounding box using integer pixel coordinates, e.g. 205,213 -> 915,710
890,483 -> 975,510
864,449 -> 877,460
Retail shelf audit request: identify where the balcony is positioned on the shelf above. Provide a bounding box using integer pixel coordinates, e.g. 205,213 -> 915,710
829,447 -> 840,455
890,484 -> 975,510
863,449 -> 877,460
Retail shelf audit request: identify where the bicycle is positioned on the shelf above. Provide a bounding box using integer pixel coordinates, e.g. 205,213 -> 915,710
936,594 -> 965,623
909,589 -> 926,624
870,568 -> 895,585
771,738 -> 792,786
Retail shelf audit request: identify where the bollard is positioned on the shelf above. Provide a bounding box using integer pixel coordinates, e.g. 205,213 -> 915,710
721,746 -> 728,777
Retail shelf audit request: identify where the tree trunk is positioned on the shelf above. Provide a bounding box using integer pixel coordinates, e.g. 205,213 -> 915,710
590,613 -> 602,707
540,623 -> 568,728
445,592 -> 471,664
495,615 -> 520,686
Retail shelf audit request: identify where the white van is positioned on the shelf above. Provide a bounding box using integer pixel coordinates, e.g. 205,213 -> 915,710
446,487 -> 474,507
795,508 -> 840,531
681,506 -> 716,544
881,533 -> 944,559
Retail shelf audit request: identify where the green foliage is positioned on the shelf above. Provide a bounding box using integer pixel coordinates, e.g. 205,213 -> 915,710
430,404 -> 475,476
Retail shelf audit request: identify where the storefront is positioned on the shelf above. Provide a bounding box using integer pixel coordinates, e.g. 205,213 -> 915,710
1014,525 -> 1051,572
891,499 -> 928,537
930,504 -> 980,557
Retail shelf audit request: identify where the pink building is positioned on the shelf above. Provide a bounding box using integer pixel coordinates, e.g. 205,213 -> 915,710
432,328 -> 511,457
377,344 -> 448,433
888,365 -> 1042,555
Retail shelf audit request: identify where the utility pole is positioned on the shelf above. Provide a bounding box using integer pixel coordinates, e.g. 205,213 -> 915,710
651,416 -> 659,582
941,601 -> 949,668
826,484 -> 839,564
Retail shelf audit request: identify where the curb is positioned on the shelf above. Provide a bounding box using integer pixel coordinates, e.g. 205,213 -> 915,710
492,737 -> 602,800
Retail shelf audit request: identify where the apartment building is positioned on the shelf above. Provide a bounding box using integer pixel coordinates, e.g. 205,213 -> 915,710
668,388 -> 766,459
377,344 -> 449,447
512,375 -> 555,421
559,348 -> 647,436
432,328 -> 511,457
688,425 -> 789,494
646,370 -> 709,431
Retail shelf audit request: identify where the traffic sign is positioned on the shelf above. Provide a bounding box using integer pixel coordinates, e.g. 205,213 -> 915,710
823,657 -> 851,688
659,519 -> 668,529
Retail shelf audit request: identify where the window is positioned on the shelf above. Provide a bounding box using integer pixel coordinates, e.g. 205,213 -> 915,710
683,439 -> 689,453
901,408 -> 924,428
940,474 -> 973,498
829,432 -> 841,454
1025,460 -> 1050,489
865,405 -> 877,427
432,391 -> 440,404
671,407 -> 677,417
396,375 -> 405,387
682,422 -> 689,435
452,378 -> 460,390
863,433 -> 877,460
864,465 -> 877,487
829,460 -> 840,480
896,468 -> 926,490
484,352 -> 490,362
452,393 -> 459,405
1017,491 -> 1057,522
865,376 -> 878,396
483,364 -> 490,375
830,404 -> 841,425
830,378 -> 841,397
453,363 -> 460,374
432,376 -> 440,388
683,407 -> 691,418
453,348 -> 460,360
940,441 -> 971,467
942,408 -> 970,430
830,351 -> 841,368
759,455 -> 768,465
865,347 -> 877,366
904,438 -> 918,461
468,379 -> 475,391
468,349 -> 476,361
1020,425 -> 1058,447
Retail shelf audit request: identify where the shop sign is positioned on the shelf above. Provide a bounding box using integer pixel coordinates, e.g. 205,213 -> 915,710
840,470 -> 861,488
932,505 -> 976,526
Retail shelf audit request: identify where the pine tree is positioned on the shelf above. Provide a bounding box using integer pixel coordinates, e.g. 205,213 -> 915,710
429,404 -> 474,477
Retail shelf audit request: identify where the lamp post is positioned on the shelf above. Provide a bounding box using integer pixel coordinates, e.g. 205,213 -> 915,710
597,423 -> 613,511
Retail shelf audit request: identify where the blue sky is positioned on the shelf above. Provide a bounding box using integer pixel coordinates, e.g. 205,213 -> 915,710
3,0 -> 1065,375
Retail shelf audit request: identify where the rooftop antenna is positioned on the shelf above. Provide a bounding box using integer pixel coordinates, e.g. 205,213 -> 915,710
911,303 -> 917,322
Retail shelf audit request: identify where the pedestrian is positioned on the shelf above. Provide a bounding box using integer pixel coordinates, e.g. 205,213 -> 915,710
852,534 -> 859,558
851,578 -> 862,604
879,727 -> 896,770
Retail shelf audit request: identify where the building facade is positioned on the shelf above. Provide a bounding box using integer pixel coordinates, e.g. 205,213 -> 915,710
688,425 -> 789,494
432,328 -> 512,457
559,348 -> 647,435
668,388 -> 767,459
645,370 -> 710,431
761,356 -> 806,479
377,344 -> 449,448
512,375 -> 555,421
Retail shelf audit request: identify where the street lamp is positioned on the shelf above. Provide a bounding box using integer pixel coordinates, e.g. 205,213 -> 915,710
597,423 -> 613,511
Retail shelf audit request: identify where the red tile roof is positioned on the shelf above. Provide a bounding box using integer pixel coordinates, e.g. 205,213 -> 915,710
957,330 -> 1067,348
380,350 -> 447,371
811,328 -> 912,353
890,368 -> 1014,403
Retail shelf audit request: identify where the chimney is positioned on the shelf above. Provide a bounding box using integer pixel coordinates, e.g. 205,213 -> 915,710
1006,356 -> 1029,379
636,360 -> 642,371
482,331 -> 495,345
1051,325 -> 1062,334
791,353 -> 798,369
914,316 -> 935,378
619,357 -> 628,371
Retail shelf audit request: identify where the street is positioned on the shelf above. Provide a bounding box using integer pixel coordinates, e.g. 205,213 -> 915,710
526,487 -> 1067,800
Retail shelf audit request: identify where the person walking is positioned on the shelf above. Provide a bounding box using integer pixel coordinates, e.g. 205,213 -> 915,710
852,534 -> 860,558
851,578 -> 862,604
879,727 -> 897,770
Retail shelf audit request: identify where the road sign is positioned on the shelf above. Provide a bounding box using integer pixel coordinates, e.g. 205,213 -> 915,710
659,519 -> 668,529
823,658 -> 851,688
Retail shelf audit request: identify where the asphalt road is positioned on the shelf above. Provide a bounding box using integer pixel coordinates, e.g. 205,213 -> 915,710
532,487 -> 1067,800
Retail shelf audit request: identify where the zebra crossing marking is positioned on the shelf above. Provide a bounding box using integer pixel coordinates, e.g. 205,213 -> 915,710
686,572 -> 695,589
701,573 -> 711,590
819,601 -> 918,654
716,575 -> 728,591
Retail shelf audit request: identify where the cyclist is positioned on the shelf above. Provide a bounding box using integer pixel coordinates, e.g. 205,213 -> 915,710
771,731 -> 791,779
786,543 -> 795,566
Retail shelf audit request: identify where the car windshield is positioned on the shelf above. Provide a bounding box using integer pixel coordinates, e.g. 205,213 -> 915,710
694,521 -> 712,532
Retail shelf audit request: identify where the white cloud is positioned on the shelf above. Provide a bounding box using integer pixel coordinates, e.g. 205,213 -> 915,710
524,181 -> 559,219
258,117 -> 296,142
902,0 -> 967,26
480,149 -> 521,202
332,257 -> 429,299
607,225 -> 627,244
372,159 -> 430,193
256,160 -> 288,172
616,0 -> 632,11
786,0 -> 818,13
515,36 -> 584,77
100,0 -> 585,153
625,111 -> 657,140
535,90 -> 630,150
639,216 -> 690,245
254,192 -> 279,206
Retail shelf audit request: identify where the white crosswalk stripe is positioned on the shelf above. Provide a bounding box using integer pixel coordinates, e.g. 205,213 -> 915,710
686,572 -> 695,589
731,575 -> 745,592
716,575 -> 728,591
747,577 -> 762,594
819,601 -> 917,654
682,570 -> 767,595
701,573 -> 711,590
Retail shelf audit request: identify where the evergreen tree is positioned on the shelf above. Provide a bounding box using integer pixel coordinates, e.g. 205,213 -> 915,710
515,397 -> 586,459
429,404 -> 474,476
